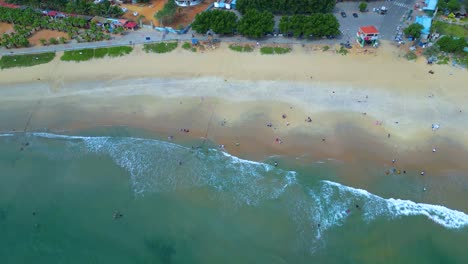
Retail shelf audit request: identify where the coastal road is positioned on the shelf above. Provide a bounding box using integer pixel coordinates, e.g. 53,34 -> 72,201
0,27 -> 343,56
0,1 -> 416,56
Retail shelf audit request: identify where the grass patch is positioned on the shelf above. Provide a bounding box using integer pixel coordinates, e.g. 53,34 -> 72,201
61,49 -> 97,62
93,48 -> 108,58
182,42 -> 191,50
436,55 -> 450,64
337,46 -> 349,56
432,21 -> 468,38
107,46 -> 133,57
229,44 -> 254,52
260,46 -> 291,55
182,42 -> 196,52
322,45 -> 330,51
0,52 -> 55,69
143,42 -> 178,53
61,46 -> 133,61
405,51 -> 417,60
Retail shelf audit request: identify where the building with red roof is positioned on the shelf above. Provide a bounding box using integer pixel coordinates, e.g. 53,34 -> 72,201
124,21 -> 138,30
356,25 -> 379,47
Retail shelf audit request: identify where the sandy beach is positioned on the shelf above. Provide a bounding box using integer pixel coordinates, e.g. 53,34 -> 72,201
1,41 -> 468,262
0,41 -> 467,191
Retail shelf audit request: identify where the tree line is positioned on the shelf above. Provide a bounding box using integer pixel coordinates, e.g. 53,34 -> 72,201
0,6 -> 121,48
6,0 -> 124,17
192,10 -> 340,39
236,0 -> 336,15
279,14 -> 340,38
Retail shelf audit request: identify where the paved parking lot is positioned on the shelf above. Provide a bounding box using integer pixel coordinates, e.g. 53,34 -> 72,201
335,0 -> 416,41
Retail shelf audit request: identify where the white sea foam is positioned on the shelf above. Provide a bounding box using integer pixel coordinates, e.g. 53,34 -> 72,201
322,180 -> 468,229
0,133 -> 13,137
25,132 -> 468,231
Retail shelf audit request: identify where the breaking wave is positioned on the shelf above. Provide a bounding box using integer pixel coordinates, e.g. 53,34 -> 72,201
20,132 -> 468,232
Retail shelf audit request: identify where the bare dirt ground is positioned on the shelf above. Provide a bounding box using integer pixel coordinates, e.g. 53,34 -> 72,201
165,0 -> 215,29
28,30 -> 70,46
120,0 -> 215,28
0,22 -> 14,34
121,0 -> 166,25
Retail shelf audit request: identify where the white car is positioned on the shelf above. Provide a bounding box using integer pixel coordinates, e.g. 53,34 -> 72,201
121,7 -> 128,12
133,11 -> 138,17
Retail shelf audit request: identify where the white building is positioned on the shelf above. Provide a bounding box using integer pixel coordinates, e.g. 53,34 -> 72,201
174,0 -> 203,7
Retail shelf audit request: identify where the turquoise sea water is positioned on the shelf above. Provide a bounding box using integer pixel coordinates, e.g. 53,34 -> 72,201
0,131 -> 467,263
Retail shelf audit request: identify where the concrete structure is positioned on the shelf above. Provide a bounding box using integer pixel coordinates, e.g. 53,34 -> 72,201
175,0 -> 203,7
422,0 -> 438,11
356,25 -> 379,47
415,16 -> 432,39
214,0 -> 234,9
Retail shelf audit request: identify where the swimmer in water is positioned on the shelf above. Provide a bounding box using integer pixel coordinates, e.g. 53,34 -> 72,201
274,161 -> 278,167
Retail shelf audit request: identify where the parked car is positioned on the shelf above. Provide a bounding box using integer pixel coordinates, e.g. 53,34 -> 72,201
353,13 -> 358,18
121,7 -> 128,12
341,11 -> 347,18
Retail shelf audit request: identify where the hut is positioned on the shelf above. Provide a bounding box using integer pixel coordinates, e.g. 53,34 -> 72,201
124,21 -> 138,30
356,25 -> 379,47
91,16 -> 108,25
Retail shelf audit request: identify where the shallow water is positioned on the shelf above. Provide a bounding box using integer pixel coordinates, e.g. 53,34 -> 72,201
0,131 -> 467,263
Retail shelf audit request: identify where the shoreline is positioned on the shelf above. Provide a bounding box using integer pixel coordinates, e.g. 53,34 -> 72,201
1,41 -> 468,209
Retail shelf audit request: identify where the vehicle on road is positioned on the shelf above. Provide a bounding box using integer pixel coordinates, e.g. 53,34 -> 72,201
353,13 -> 358,18
341,11 -> 347,18
121,7 -> 128,12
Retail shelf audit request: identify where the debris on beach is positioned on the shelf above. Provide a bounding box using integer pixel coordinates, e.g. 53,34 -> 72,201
431,124 -> 440,131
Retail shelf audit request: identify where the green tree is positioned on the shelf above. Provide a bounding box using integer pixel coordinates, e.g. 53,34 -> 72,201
49,37 -> 58,45
446,0 -> 461,12
279,14 -> 340,38
437,36 -> 467,53
192,10 -> 238,35
237,9 -> 274,38
236,0 -> 335,15
39,38 -> 47,46
403,23 -> 424,38
154,0 -> 177,26
359,2 -> 368,12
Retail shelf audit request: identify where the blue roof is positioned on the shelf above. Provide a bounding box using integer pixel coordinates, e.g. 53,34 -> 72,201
423,0 -> 438,11
415,16 -> 432,35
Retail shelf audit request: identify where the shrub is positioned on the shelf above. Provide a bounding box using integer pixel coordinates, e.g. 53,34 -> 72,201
143,42 -> 178,53
260,46 -> 291,55
229,44 -> 254,52
0,52 -> 55,69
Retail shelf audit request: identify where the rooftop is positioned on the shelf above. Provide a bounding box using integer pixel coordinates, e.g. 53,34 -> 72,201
415,16 -> 432,35
359,26 -> 379,35
423,0 -> 438,11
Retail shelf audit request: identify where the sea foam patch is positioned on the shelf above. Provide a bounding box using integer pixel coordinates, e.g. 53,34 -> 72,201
322,180 -> 468,229
23,132 -> 468,231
